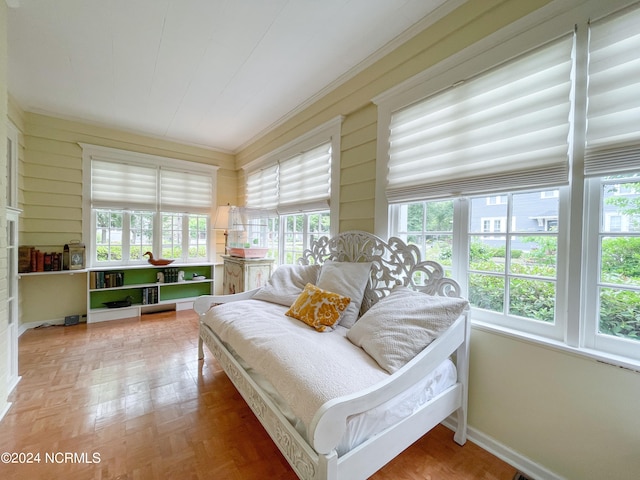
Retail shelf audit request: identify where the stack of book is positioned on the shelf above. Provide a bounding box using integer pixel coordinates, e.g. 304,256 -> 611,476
163,267 -> 181,283
142,287 -> 158,304
19,246 -> 63,272
90,271 -> 125,289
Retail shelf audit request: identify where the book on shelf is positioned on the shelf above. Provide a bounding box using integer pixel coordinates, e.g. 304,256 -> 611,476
90,271 -> 125,289
142,286 -> 158,305
163,267 -> 175,283
19,246 -> 64,273
19,246 -> 31,273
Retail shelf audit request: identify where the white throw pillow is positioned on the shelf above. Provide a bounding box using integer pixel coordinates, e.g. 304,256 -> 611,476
316,261 -> 372,328
253,264 -> 321,306
347,286 -> 468,373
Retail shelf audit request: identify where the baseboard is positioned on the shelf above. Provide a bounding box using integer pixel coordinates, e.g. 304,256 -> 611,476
443,416 -> 565,480
0,401 -> 12,423
7,376 -> 21,395
19,317 -> 68,336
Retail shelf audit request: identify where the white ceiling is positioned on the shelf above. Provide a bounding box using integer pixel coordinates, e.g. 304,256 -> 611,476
7,0 -> 451,153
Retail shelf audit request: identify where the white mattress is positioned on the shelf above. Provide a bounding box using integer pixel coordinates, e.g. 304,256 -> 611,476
242,348 -> 456,455
202,299 -> 457,455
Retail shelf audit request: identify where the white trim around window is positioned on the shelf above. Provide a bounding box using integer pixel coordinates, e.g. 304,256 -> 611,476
242,116 -> 343,238
81,144 -> 218,267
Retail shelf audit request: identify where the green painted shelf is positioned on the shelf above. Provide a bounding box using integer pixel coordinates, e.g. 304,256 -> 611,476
87,263 -> 214,322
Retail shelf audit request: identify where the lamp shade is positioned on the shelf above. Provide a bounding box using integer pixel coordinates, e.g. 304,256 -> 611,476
213,204 -> 231,230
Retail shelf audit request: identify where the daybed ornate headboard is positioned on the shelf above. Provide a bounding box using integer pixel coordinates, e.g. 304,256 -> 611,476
298,230 -> 462,315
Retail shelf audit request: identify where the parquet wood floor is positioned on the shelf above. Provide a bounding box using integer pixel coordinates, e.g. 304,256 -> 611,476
0,309 -> 517,479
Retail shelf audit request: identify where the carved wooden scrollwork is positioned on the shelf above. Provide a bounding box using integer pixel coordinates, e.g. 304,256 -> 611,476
299,231 -> 461,313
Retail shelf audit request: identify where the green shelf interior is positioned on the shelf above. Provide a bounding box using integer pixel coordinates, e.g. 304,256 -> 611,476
90,288 -> 148,309
98,265 -> 212,286
160,281 -> 211,300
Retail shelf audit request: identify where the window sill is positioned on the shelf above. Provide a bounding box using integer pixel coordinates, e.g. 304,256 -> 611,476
471,319 -> 640,374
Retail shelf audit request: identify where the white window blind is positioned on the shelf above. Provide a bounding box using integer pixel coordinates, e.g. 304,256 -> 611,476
246,142 -> 331,213
246,164 -> 279,209
160,169 -> 212,213
278,143 -> 331,213
386,35 -> 574,203
584,7 -> 640,177
91,160 -> 157,209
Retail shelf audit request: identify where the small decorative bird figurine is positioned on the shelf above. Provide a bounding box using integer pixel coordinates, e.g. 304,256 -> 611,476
143,251 -> 174,266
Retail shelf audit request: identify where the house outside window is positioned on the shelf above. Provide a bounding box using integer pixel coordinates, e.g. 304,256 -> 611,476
82,144 -> 217,266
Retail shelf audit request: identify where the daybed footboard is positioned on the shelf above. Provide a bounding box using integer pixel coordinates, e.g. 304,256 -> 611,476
199,321 -> 329,480
310,313 -> 469,454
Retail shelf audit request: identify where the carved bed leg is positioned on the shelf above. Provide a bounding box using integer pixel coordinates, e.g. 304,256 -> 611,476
198,334 -> 204,360
454,406 -> 468,445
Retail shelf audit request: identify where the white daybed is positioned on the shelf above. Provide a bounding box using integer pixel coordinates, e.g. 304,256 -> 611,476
195,231 -> 470,480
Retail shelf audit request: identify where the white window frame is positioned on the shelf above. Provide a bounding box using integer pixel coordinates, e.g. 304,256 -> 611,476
279,210 -> 331,265
242,117 -> 342,262
82,144 -> 218,267
583,176 -> 640,360
374,0 -> 640,367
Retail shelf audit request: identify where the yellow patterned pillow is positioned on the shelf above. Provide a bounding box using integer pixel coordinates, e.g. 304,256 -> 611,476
285,283 -> 351,332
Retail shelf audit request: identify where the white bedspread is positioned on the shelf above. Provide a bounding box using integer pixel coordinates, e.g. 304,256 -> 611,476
202,299 -> 390,430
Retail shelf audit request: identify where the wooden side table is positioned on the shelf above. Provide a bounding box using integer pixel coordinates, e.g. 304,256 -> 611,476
222,255 -> 274,294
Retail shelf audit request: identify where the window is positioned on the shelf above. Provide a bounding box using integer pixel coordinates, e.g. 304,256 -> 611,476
585,173 -> 640,359
82,144 -> 217,266
378,3 -> 640,363
469,191 -> 559,327
392,189 -> 561,336
281,211 -> 331,264
479,217 -> 506,235
246,144 -> 332,264
244,117 -> 341,264
95,209 -> 154,262
487,196 -> 507,205
384,35 -> 572,339
391,200 -> 454,274
161,213 -> 208,261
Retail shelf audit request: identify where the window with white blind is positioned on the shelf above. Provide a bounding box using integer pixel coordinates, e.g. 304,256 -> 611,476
246,143 -> 332,213
582,5 -> 640,360
244,117 -> 341,264
82,144 -> 217,266
246,143 -> 332,265
278,143 -> 332,213
245,164 -> 279,210
386,35 -> 573,203
377,1 -> 640,364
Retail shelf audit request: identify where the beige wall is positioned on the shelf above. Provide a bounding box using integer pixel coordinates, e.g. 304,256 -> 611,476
234,1 -> 640,479
17,112 -> 235,324
0,0 -> 9,417
469,329 -> 640,479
